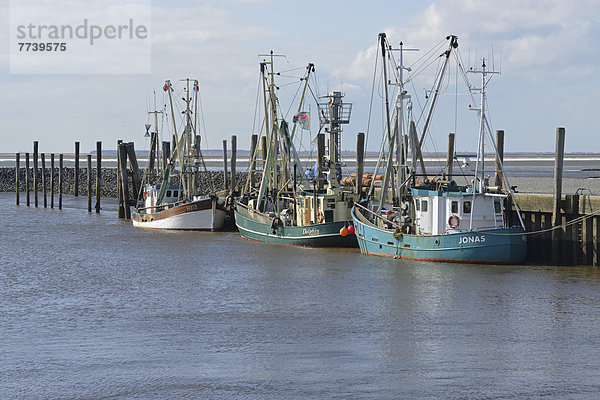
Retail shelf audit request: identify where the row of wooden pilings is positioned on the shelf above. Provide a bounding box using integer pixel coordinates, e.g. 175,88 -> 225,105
14,141 -> 102,212
500,127 -> 599,266
13,135 -> 245,217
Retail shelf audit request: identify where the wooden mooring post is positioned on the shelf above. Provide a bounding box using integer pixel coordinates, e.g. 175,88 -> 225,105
33,141 -> 38,207
222,139 -> 229,190
74,141 -> 80,196
495,130 -> 504,187
551,127 -> 565,264
356,132 -> 365,197
230,135 -> 237,192
445,132 -> 455,181
118,142 -> 131,219
125,142 -> 141,202
50,154 -> 54,209
116,140 -> 124,218
162,141 -> 170,170
87,154 -> 92,212
317,133 -> 325,189
59,154 -> 63,210
95,141 -> 102,213
41,153 -> 47,208
15,153 -> 20,205
25,152 -> 30,206
250,134 -> 258,188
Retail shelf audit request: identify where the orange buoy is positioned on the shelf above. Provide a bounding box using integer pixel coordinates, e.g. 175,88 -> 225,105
347,224 -> 355,235
340,227 -> 348,237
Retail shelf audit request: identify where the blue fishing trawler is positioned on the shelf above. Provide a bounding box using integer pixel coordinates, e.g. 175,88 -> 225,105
352,34 -> 526,264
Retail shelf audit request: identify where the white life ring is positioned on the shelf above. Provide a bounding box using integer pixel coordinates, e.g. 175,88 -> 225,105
316,210 -> 324,223
448,214 -> 460,228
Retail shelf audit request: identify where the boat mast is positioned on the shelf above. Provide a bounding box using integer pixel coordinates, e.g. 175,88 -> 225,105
256,51 -> 280,213
377,32 -> 396,211
389,41 -> 418,198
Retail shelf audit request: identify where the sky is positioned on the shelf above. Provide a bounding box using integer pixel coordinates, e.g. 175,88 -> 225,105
1,0 -> 600,154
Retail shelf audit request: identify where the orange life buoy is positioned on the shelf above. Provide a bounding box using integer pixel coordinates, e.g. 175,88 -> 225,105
448,214 -> 460,228
316,210 -> 324,223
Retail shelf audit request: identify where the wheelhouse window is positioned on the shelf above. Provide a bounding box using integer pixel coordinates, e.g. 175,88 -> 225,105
421,199 -> 428,212
173,190 -> 179,198
415,200 -> 420,211
463,201 -> 471,214
451,201 -> 458,213
166,190 -> 171,197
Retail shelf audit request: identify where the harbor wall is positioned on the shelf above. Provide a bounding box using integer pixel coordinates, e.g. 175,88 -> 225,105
0,167 -> 250,198
509,193 -> 600,266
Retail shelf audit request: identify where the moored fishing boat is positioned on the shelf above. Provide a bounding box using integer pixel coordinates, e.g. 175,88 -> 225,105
352,34 -> 526,263
234,55 -> 359,246
132,79 -> 228,231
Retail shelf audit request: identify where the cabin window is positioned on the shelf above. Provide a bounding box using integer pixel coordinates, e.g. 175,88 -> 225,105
415,200 -> 420,211
305,198 -> 310,208
494,200 -> 502,214
173,190 -> 179,198
421,200 -> 428,212
463,201 -> 471,214
166,190 -> 171,197
451,201 -> 458,213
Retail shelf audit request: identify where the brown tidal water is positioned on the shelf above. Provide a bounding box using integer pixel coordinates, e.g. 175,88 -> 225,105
2,192 -> 600,399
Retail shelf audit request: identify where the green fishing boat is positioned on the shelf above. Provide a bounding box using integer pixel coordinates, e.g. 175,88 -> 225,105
234,53 -> 359,247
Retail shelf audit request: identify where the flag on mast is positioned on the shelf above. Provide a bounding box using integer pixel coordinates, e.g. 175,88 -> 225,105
293,111 -> 310,130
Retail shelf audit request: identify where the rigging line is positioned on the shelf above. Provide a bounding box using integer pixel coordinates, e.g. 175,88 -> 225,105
407,39 -> 447,80
365,40 -> 380,149
407,37 -> 445,72
279,66 -> 306,74
484,209 -> 600,236
453,49 -> 477,106
284,80 -> 303,119
277,74 -> 304,79
454,56 -> 458,137
251,73 -> 262,136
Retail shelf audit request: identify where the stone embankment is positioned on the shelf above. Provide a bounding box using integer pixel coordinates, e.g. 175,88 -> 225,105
1,168 -> 250,197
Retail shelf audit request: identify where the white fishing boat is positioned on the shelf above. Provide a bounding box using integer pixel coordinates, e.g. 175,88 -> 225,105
132,79 -> 228,231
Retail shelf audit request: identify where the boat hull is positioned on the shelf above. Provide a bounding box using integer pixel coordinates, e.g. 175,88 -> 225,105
352,207 -> 526,264
132,198 -> 227,231
234,206 -> 357,247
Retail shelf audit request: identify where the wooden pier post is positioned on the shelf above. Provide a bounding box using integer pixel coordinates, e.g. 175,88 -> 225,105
222,139 -> 229,190
15,153 -> 20,205
445,132 -> 455,181
551,127 -> 565,264
125,142 -> 141,201
149,131 -> 158,172
118,143 -> 131,219
59,154 -> 63,210
33,141 -> 38,207
25,152 -> 30,206
41,153 -> 47,208
250,134 -> 258,187
230,135 -> 237,191
87,154 -> 92,212
261,136 -> 267,165
50,154 -> 54,209
116,140 -> 124,219
74,141 -> 80,196
162,141 -> 170,170
593,216 -> 599,267
95,141 -> 102,213
494,130 -> 504,187
317,133 -> 325,189
356,132 -> 365,196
